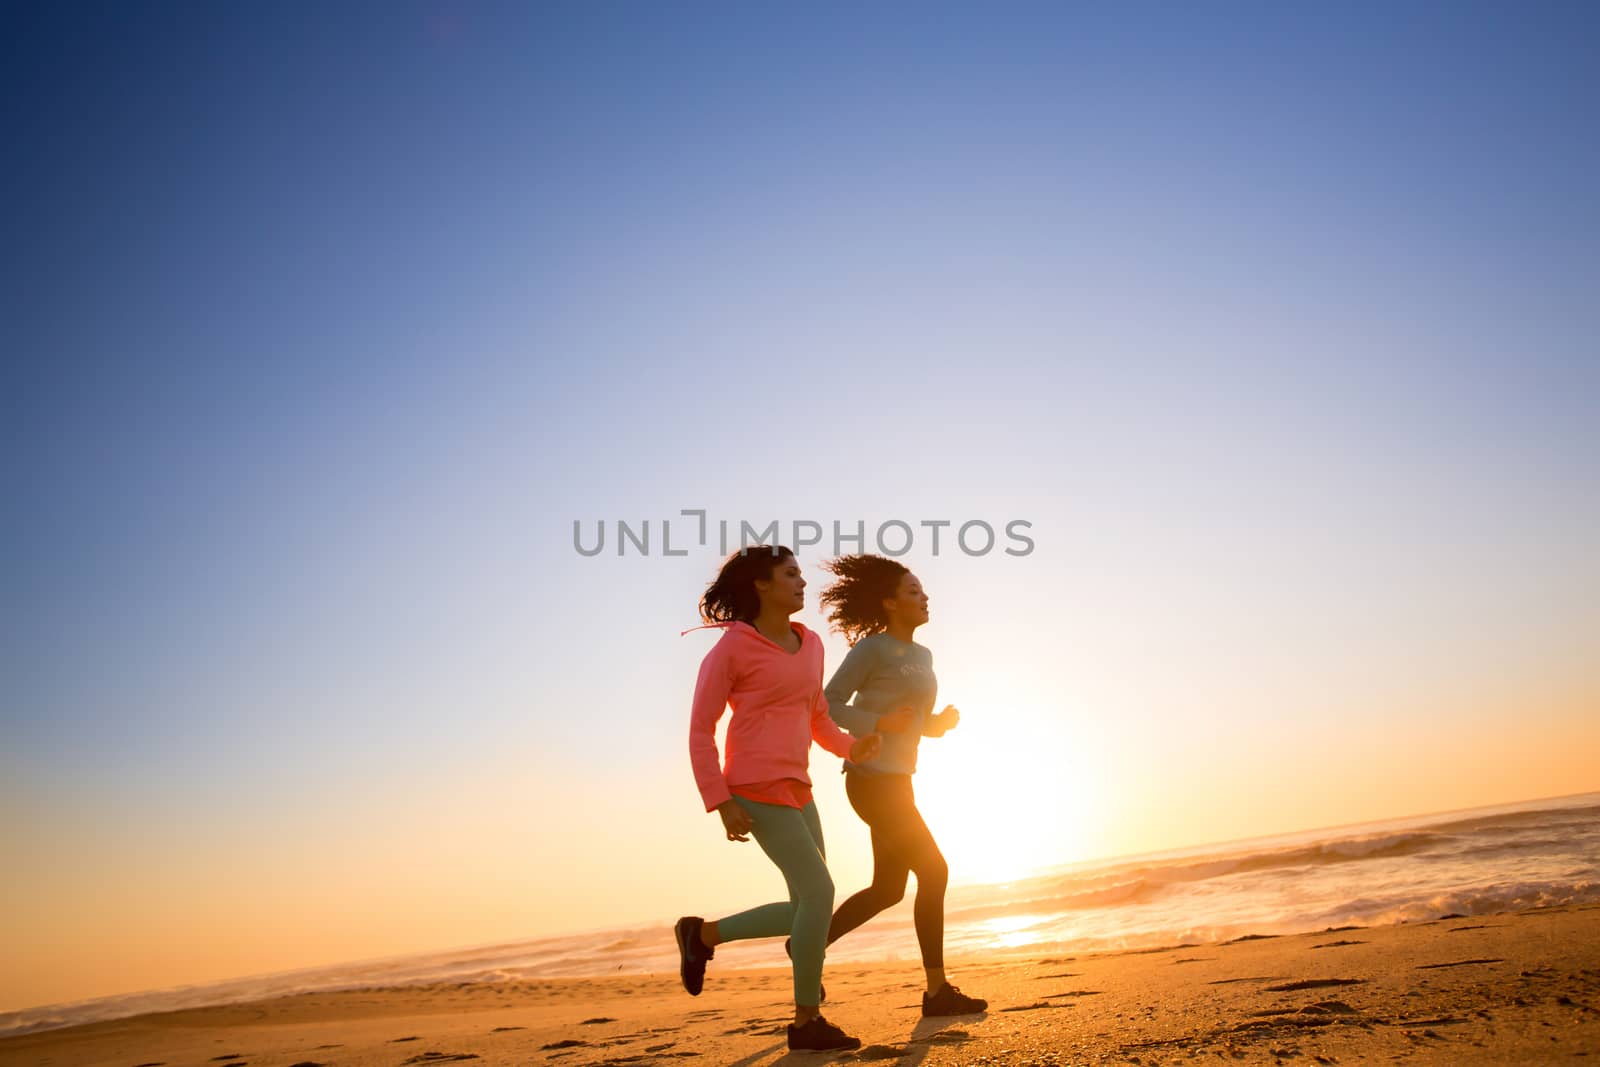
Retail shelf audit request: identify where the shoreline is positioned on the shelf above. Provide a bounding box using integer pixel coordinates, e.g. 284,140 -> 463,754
12,790 -> 1594,1042
4,903 -> 1597,1065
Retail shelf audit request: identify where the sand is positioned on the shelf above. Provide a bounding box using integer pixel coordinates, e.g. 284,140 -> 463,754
4,904 -> 1598,1066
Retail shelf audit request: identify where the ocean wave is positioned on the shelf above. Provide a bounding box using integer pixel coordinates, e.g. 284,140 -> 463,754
1354,879 -> 1600,926
949,829 -> 1468,924
1438,802 -> 1600,829
1453,833 -> 1600,860
1009,829 -> 1448,907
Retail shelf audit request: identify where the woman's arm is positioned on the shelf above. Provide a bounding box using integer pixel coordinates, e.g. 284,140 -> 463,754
688,642 -> 735,811
811,683 -> 858,759
813,684 -> 883,764
822,640 -> 882,735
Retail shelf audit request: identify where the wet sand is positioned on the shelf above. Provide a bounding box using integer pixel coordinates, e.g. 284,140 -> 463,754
4,903 -> 1597,1066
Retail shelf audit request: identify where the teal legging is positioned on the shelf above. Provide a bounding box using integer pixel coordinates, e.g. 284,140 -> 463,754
713,796 -> 833,1006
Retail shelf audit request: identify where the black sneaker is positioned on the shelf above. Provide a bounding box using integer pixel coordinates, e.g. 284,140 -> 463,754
674,916 -> 713,996
786,1014 -> 861,1051
922,982 -> 987,1016
783,937 -> 826,1003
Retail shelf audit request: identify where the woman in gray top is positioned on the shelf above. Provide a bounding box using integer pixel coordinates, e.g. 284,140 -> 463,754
818,554 -> 987,1017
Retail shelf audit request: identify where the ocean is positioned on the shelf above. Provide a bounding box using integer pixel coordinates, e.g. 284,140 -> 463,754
5,791 -> 1596,1037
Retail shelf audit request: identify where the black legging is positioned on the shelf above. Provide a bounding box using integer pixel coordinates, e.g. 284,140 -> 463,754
826,770 -> 949,967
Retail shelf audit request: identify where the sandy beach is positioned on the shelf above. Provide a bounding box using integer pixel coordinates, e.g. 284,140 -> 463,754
6,903 -> 1596,1067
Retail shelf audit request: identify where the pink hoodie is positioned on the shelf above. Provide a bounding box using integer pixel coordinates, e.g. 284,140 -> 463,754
689,620 -> 856,812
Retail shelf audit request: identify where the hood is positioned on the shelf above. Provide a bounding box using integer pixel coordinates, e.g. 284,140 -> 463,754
680,619 -> 812,647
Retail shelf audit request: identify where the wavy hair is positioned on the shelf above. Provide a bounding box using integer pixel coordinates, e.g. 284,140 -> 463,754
819,554 -> 910,645
699,545 -> 796,623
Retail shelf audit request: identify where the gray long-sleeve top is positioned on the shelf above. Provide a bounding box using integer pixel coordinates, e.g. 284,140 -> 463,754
824,633 -> 942,775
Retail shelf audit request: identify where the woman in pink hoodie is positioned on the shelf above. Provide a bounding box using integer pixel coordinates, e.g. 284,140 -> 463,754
676,545 -> 881,1053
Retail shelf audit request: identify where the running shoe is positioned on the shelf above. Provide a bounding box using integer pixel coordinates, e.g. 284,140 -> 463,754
783,937 -> 826,1003
922,982 -> 987,1016
786,1014 -> 861,1051
674,916 -> 713,996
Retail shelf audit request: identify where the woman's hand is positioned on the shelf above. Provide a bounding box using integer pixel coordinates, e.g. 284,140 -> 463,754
717,799 -> 754,842
849,733 -> 882,764
931,705 -> 961,734
876,706 -> 916,734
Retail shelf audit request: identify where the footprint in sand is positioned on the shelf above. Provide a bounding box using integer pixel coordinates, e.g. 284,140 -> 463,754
580,1017 -> 617,1025
1228,1008 -> 1369,1038
539,1039 -> 587,1050
1262,1000 -> 1367,1028
1114,943 -> 1201,957
1248,1001 -> 1358,1019
901,1030 -> 971,1046
926,1030 -> 972,1044
1000,1001 -> 1065,1012
855,1044 -> 906,1060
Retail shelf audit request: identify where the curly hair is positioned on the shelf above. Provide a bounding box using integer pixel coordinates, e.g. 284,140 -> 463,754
819,554 -> 910,645
699,545 -> 796,623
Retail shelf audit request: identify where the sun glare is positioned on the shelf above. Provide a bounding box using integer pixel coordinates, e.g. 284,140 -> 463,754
913,687 -> 1101,886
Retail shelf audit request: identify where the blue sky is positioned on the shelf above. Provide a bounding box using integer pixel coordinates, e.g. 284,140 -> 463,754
4,1 -> 1598,1011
